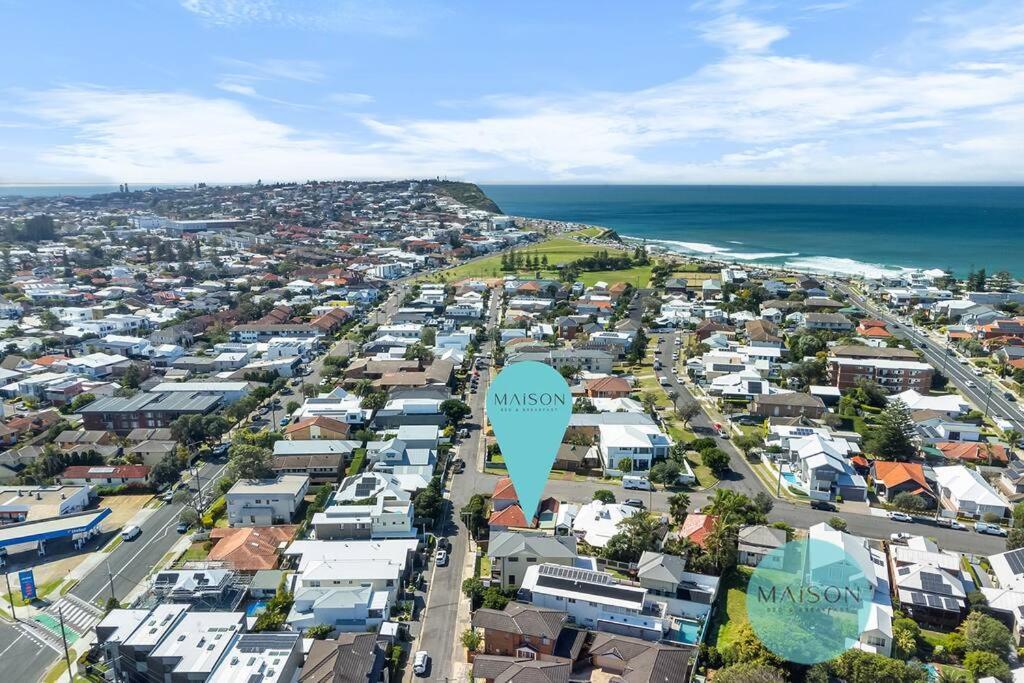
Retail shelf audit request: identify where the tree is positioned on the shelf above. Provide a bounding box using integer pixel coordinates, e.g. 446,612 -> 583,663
121,363 -> 142,390
301,383 -> 318,398
440,399 -> 471,424
178,507 -> 199,528
461,494 -> 488,539
460,628 -> 482,652
403,343 -> 434,362
285,400 -> 299,414
557,364 -> 580,382
573,397 -> 598,414
963,651 -> 1010,682
668,492 -> 690,522
705,489 -> 756,526
22,214 -> 57,241
712,662 -> 787,683
481,588 -> 510,610
827,516 -> 848,531
701,447 -> 731,476
891,492 -> 928,513
676,402 -> 700,428
722,623 -> 783,668
869,399 -> 917,460
649,460 -> 681,485
68,393 -> 97,412
733,433 -> 764,456
960,610 -> 1011,657
1005,430 -> 1022,457
639,392 -> 658,416
305,624 -> 334,639
461,577 -> 485,610
753,491 -> 774,517
704,516 -> 738,572
592,489 -> 616,504
228,445 -> 274,480
39,309 -> 62,330
893,617 -> 921,660
1009,528 -> 1024,551
414,476 -> 445,520
361,391 -> 388,410
604,512 -> 660,563
827,649 -> 929,683
618,457 -> 633,473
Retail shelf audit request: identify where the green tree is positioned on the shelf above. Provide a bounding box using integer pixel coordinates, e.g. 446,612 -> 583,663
461,577 -> 485,610
460,494 -> 488,539
121,363 -> 142,390
1008,528 -> 1024,551
460,628 -> 482,652
827,648 -> 928,683
827,516 -> 848,531
752,491 -> 774,517
481,587 -> 510,610
891,492 -> 928,513
963,651 -> 1010,682
285,400 -> 299,414
676,402 -> 700,428
869,399 -> 917,460
618,457 -> 633,473
668,492 -> 690,522
592,489 -> 616,504
649,460 -> 681,485
440,399 -> 471,424
960,610 -> 1011,657
305,624 -> 334,639
721,622 -> 783,668
68,392 -> 97,412
701,447 -> 731,476
604,512 -> 660,563
361,391 -> 388,410
228,444 -> 274,480
414,476 -> 445,520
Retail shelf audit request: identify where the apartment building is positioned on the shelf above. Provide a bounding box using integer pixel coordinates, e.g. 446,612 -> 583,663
827,356 -> 934,393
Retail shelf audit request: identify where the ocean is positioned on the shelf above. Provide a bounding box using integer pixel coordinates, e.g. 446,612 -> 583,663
481,185 -> 1024,278
0,184 -> 181,198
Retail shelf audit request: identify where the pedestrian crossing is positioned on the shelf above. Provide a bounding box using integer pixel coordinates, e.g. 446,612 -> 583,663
31,595 -> 104,644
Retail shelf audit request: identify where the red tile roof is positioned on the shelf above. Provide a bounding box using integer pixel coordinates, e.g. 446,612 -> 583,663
489,504 -> 530,528
60,464 -> 151,480
871,461 -> 932,494
680,513 -> 716,548
207,526 -> 298,571
935,441 -> 1009,464
492,477 -> 519,501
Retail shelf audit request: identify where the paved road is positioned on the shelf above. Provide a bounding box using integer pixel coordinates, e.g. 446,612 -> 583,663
415,287 -> 501,682
69,459 -> 228,606
0,618 -> 63,683
838,283 -> 1024,432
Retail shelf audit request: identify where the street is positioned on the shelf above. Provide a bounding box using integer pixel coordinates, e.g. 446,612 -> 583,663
839,283 -> 1024,432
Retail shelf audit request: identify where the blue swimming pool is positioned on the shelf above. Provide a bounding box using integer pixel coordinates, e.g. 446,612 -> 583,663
245,600 -> 268,617
782,471 -> 798,485
667,618 -> 702,644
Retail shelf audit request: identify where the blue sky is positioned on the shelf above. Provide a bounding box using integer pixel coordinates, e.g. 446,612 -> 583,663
2,0 -> 1024,184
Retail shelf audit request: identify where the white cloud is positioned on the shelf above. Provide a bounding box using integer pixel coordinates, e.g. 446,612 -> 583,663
217,57 -> 326,83
328,92 -> 375,106
216,81 -> 257,96
949,21 -> 1024,52
180,0 -> 427,37
700,14 -> 789,53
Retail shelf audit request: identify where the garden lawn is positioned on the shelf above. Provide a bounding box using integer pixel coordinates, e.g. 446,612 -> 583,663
708,566 -> 753,651
175,542 -> 210,567
418,238 -> 630,282
346,448 -> 367,476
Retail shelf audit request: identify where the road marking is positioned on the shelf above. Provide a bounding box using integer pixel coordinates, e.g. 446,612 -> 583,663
0,632 -> 23,658
88,462 -> 227,602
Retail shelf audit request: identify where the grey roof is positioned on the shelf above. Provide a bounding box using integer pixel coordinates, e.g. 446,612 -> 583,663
569,413 -> 656,427
472,602 -> 567,640
738,525 -> 787,550
471,656 -> 570,683
637,551 -> 687,585
488,532 -> 577,561
755,392 -> 826,407
587,633 -> 694,683
78,391 -> 221,414
300,632 -> 383,683
273,440 -> 359,456
249,569 -> 284,591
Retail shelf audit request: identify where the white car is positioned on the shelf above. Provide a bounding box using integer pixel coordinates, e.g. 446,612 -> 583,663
888,511 -> 913,522
121,525 -> 142,541
434,550 -> 448,566
413,651 -> 430,676
889,532 -> 912,544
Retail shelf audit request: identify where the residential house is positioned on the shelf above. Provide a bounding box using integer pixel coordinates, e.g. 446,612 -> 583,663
284,415 -> 352,440
206,526 -> 298,572
299,632 -> 390,683
888,536 -> 967,630
584,376 -> 632,399
471,602 -> 585,663
586,633 -> 695,683
488,531 -> 578,591
226,474 -> 310,526
208,633 -> 303,683
59,464 -> 150,488
933,465 -> 1008,520
737,525 -> 787,567
597,423 -> 671,474
752,392 -> 826,419
870,461 -> 936,508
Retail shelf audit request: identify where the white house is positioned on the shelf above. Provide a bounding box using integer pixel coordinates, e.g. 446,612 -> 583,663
933,465 -> 1008,520
597,423 -> 671,474
312,495 -> 416,540
568,500 -> 641,549
226,474 -> 310,526
890,390 -> 969,417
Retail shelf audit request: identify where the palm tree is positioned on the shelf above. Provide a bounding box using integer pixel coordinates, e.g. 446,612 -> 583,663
704,516 -> 738,573
352,379 -> 373,397
1004,430 -> 1022,457
704,489 -> 752,527
668,492 -> 690,523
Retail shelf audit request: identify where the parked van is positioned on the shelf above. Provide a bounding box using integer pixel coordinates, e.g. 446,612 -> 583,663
623,475 -> 653,491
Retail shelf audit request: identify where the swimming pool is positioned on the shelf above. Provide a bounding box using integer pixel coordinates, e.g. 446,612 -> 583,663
245,600 -> 269,617
782,471 -> 798,485
667,618 -> 702,644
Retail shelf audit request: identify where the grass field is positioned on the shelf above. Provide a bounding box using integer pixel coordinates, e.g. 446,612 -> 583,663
707,566 -> 753,652
417,238 -> 640,284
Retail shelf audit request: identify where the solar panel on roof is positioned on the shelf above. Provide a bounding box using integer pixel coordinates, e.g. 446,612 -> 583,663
920,572 -> 948,594
1005,549 -> 1024,576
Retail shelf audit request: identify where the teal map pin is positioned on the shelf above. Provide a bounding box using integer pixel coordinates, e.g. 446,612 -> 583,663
486,361 -> 573,520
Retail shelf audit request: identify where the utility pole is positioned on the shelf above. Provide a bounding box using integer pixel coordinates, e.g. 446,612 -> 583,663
3,570 -> 17,620
57,605 -> 73,683
105,559 -> 117,605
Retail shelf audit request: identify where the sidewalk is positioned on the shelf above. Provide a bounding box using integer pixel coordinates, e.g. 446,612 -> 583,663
450,541 -> 476,682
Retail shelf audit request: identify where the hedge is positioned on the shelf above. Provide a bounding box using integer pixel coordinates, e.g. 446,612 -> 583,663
201,496 -> 227,527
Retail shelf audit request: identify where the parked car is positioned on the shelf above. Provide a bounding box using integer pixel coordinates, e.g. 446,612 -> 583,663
888,511 -> 914,522
622,499 -> 646,509
810,500 -> 836,512
452,458 -> 466,473
121,525 -> 142,541
975,522 -> 1007,536
176,522 -> 189,534
211,443 -> 230,458
434,550 -> 448,566
889,532 -> 912,544
413,651 -> 430,677
936,518 -> 966,530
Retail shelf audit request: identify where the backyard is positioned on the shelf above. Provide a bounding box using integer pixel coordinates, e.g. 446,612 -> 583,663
706,566 -> 753,652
